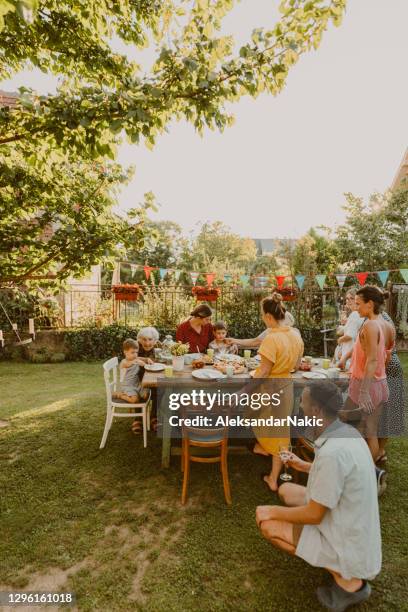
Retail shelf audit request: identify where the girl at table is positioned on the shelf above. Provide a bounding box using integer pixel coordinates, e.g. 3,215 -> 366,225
176,304 -> 214,353
252,294 -> 304,492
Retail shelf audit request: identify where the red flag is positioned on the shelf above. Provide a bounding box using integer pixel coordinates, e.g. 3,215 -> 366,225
143,266 -> 153,280
275,275 -> 286,289
206,273 -> 216,287
355,272 -> 368,286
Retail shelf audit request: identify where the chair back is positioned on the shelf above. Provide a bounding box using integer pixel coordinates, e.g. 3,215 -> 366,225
103,356 -> 119,405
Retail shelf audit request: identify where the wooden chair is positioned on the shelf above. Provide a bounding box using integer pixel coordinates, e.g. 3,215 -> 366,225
100,357 -> 151,449
181,411 -> 231,506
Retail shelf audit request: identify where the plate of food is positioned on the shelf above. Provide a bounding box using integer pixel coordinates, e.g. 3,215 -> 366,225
214,353 -> 244,364
144,363 -> 165,372
192,368 -> 226,380
212,361 -> 246,375
302,371 -> 328,379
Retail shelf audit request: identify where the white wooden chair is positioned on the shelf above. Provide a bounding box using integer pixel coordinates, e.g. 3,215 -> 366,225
100,356 -> 151,449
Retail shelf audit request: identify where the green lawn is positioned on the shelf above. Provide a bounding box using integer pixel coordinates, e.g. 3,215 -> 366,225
0,358 -> 407,611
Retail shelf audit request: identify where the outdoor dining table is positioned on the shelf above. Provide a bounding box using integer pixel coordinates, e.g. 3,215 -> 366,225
142,364 -> 350,468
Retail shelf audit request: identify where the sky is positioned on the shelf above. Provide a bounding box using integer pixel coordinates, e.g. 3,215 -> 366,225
3,0 -> 408,239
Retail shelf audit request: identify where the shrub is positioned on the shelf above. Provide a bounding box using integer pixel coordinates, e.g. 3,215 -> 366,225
50,352 -> 66,363
64,323 -> 139,361
31,352 -> 49,363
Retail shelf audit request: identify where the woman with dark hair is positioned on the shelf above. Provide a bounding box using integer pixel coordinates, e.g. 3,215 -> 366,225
378,309 -> 405,461
252,294 -> 304,491
175,304 -> 214,353
343,286 -> 394,461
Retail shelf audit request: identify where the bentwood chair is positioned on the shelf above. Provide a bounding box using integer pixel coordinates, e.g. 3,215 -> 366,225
180,406 -> 232,506
100,357 -> 151,449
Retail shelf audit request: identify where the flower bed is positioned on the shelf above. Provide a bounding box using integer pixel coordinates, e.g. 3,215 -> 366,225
112,284 -> 141,301
279,286 -> 298,302
192,286 -> 220,302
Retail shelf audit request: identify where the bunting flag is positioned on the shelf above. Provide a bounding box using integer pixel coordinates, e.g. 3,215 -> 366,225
224,273 -> 232,282
355,272 -> 368,286
335,274 -> 347,289
377,270 -> 389,286
206,273 -> 216,286
275,275 -> 286,289
143,265 -> 153,280
190,272 -> 199,285
400,269 -> 408,283
174,270 -> 182,282
315,274 -> 326,290
295,275 -> 305,290
240,274 -> 250,286
257,276 -> 268,287
159,268 -> 168,280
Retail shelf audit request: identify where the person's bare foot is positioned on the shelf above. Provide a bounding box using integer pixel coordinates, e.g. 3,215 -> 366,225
263,475 -> 278,492
253,443 -> 269,456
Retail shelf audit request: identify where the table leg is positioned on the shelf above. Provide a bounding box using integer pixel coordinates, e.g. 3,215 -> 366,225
160,402 -> 172,468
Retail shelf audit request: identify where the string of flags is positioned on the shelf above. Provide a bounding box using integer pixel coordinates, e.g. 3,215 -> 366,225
118,262 -> 408,289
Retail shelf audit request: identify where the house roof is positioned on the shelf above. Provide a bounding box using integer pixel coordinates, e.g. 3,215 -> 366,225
0,90 -> 18,108
391,147 -> 408,191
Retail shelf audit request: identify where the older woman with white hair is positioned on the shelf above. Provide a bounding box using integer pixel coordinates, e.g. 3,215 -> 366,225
137,326 -> 160,361
131,327 -> 161,435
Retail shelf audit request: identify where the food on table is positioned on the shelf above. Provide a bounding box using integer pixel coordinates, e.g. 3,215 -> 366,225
299,359 -> 312,372
192,358 -> 206,369
212,360 -> 246,375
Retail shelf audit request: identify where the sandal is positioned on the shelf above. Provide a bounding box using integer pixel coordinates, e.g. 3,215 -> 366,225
131,420 -> 142,435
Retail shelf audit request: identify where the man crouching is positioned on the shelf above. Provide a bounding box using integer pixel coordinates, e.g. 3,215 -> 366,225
256,381 -> 381,611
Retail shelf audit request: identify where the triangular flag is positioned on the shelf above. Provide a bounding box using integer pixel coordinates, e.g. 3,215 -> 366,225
224,273 -> 232,282
174,270 -> 181,282
258,276 -> 268,287
275,275 -> 286,289
190,272 -> 199,285
143,265 -> 153,280
355,272 -> 368,286
400,269 -> 408,283
315,274 -> 326,290
159,268 -> 167,280
206,273 -> 216,286
335,274 -> 347,289
377,271 -> 389,286
295,275 -> 305,290
240,274 -> 250,286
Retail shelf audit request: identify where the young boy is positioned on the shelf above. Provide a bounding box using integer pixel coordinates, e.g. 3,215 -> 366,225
113,338 -> 150,404
208,321 -> 238,355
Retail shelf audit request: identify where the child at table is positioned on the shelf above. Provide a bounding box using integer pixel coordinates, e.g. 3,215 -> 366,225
113,338 -> 150,404
208,321 -> 238,355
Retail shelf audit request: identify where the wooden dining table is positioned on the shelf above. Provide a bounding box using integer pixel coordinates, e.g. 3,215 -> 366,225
142,364 -> 350,468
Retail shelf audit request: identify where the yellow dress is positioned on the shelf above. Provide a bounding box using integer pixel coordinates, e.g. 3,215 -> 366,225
254,326 -> 304,456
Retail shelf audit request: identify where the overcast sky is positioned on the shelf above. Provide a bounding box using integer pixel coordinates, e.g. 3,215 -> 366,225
3,0 -> 408,238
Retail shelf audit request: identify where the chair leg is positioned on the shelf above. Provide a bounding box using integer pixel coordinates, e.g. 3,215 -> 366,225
181,443 -> 190,505
142,406 -> 148,448
221,442 -> 232,505
147,399 -> 151,431
181,438 -> 185,472
99,408 -> 113,449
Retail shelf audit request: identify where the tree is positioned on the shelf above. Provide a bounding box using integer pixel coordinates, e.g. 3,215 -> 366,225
334,188 -> 408,271
180,221 -> 257,275
0,145 -> 151,283
0,0 -> 347,157
289,227 -> 338,276
126,218 -> 187,269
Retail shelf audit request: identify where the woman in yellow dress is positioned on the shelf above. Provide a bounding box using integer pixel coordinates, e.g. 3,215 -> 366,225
252,294 -> 304,491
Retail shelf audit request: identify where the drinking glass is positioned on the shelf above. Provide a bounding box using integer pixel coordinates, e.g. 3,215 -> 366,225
279,443 -> 293,482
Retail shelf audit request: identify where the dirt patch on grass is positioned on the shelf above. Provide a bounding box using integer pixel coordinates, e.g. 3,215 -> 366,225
0,419 -> 10,428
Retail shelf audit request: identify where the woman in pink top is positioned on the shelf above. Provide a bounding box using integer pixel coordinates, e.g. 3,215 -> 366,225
344,286 -> 393,461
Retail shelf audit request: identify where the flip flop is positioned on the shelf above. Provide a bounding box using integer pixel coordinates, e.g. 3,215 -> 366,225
317,580 -> 371,611
131,420 -> 142,435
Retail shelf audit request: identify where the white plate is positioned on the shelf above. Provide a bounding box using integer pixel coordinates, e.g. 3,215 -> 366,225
192,368 -> 226,380
302,371 -> 328,379
144,363 -> 165,372
214,354 -> 244,363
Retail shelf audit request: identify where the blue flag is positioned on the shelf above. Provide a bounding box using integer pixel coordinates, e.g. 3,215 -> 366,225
377,270 -> 389,286
295,275 -> 305,290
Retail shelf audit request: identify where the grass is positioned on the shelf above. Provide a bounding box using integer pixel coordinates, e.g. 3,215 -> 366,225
0,357 -> 407,611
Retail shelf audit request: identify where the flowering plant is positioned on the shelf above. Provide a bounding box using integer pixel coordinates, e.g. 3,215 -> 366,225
170,342 -> 190,356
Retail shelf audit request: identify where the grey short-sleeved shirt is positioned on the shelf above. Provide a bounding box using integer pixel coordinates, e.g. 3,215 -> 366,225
119,360 -> 140,396
295,420 -> 381,580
